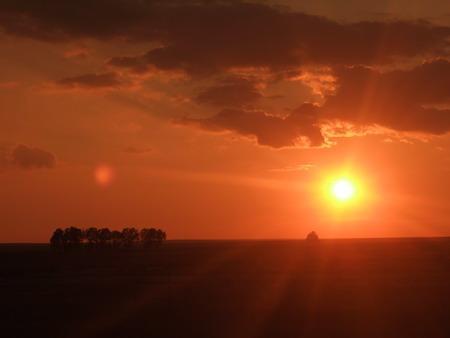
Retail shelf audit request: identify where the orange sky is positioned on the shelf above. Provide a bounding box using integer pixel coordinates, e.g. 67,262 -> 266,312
0,0 -> 449,242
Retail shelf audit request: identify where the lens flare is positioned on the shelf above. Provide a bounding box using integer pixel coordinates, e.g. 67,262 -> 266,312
95,165 -> 114,186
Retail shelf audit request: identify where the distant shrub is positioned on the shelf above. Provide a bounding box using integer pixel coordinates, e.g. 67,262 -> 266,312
306,231 -> 319,242
49,226 -> 167,249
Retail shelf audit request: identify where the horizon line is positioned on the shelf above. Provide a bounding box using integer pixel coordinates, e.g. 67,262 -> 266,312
1,235 -> 450,245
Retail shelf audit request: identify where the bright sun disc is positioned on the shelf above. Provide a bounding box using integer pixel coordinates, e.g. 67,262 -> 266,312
331,179 -> 355,201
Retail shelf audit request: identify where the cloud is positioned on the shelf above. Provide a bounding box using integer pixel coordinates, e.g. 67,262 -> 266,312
0,146 -> 9,168
1,1 -> 448,76
179,104 -> 324,148
107,55 -> 152,74
0,81 -> 19,89
269,163 -> 316,172
63,47 -> 90,60
56,72 -> 122,89
195,77 -> 262,107
0,0 -> 152,41
123,146 -> 152,154
1,1 -> 449,147
11,144 -> 56,169
181,60 -> 450,147
322,59 -> 450,134
108,15 -> 450,75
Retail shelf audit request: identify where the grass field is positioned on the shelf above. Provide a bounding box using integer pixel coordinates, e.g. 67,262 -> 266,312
1,238 -> 449,338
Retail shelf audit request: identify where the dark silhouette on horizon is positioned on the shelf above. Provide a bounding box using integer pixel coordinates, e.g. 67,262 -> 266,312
50,226 -> 166,249
306,231 -> 319,242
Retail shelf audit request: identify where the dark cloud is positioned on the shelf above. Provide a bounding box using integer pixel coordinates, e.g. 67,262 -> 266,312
1,1 -> 449,147
11,144 -> 56,169
0,1 -> 448,75
0,0 -> 155,41
323,59 -> 450,134
56,72 -> 122,89
108,15 -> 450,75
181,60 -> 450,147
107,55 -> 151,74
179,104 -> 324,148
195,77 -> 262,107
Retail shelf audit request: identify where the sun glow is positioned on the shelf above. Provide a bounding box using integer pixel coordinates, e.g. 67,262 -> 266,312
320,171 -> 365,208
331,179 -> 356,201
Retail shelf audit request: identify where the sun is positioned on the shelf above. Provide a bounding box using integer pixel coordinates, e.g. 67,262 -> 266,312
317,169 -> 369,209
331,179 -> 356,201
318,169 -> 372,212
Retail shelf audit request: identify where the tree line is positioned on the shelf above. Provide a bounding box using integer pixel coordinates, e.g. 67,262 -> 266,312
50,226 -> 167,249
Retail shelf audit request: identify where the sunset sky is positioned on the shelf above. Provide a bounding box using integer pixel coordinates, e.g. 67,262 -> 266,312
1,0 -> 449,242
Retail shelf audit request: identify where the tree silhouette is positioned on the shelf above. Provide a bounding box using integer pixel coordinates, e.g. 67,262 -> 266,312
85,227 -> 99,247
98,228 -> 112,247
121,227 -> 139,247
140,228 -> 167,247
111,230 -> 123,248
63,227 -> 83,247
140,228 -> 156,247
49,226 -> 166,250
156,229 -> 166,243
140,228 -> 151,247
50,228 -> 65,249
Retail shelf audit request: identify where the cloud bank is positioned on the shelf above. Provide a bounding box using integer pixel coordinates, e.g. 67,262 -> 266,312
11,145 -> 56,169
1,1 -> 449,147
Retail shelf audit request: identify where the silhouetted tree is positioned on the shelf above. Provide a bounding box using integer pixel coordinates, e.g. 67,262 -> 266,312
85,227 -> 99,247
156,229 -> 166,243
140,228 -> 156,247
140,228 -> 167,247
122,227 -> 139,247
50,226 -> 166,250
50,228 -> 65,249
111,230 -> 123,248
98,228 -> 112,247
140,228 -> 151,247
63,226 -> 83,247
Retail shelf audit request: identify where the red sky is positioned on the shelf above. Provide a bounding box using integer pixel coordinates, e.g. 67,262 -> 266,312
0,0 -> 449,242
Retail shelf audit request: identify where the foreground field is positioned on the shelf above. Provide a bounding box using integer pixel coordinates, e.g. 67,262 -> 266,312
1,239 -> 449,338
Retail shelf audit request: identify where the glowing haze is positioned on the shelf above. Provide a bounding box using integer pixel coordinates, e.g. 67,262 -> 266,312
0,0 -> 449,242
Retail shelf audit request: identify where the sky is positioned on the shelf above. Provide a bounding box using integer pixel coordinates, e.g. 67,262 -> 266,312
0,0 -> 449,242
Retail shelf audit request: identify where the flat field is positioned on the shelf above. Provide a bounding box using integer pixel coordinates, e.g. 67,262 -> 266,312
1,238 -> 449,338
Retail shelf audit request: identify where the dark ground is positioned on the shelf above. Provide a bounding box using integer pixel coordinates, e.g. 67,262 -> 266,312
0,239 -> 449,338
